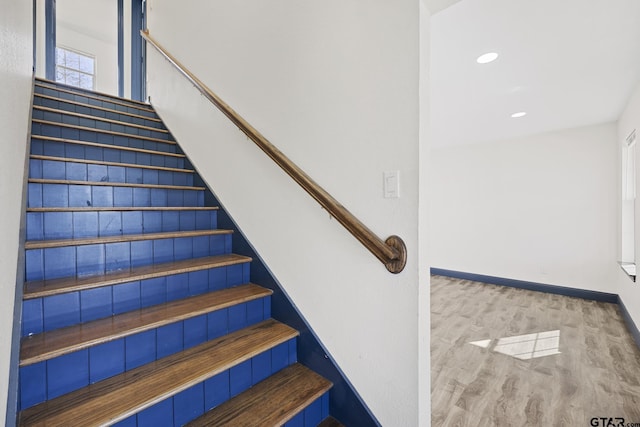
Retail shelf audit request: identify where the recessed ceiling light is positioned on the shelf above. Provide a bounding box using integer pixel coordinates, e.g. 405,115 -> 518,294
476,52 -> 498,64
511,112 -> 527,118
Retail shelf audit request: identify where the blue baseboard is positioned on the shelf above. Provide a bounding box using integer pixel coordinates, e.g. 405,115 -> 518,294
431,268 -> 640,351
430,268 -> 619,303
618,296 -> 640,350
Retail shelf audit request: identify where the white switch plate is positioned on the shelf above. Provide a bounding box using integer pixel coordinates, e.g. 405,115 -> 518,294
383,170 -> 400,198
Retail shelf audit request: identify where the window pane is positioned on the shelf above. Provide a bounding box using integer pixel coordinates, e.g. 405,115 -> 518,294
79,73 -> 93,90
68,51 -> 80,69
79,56 -> 94,74
55,66 -> 65,83
66,70 -> 80,87
55,48 -> 64,65
61,67 -> 72,82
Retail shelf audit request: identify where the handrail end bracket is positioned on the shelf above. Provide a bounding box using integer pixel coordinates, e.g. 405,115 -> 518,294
384,235 -> 407,274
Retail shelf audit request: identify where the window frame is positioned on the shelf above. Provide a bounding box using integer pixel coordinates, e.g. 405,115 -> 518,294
620,129 -> 637,281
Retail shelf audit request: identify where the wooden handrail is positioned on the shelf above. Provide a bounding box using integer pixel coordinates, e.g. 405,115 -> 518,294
141,30 -> 407,273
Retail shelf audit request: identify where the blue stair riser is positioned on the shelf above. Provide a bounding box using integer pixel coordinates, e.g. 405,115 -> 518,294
25,234 -> 234,281
31,139 -> 184,168
19,298 -> 276,411
20,87 -> 333,426
27,210 -> 218,241
35,85 -> 158,119
29,159 -> 194,186
111,338 -> 299,427
28,183 -> 204,208
34,96 -> 166,130
32,108 -> 172,141
282,393 -> 330,427
22,264 -> 256,337
32,123 -> 177,155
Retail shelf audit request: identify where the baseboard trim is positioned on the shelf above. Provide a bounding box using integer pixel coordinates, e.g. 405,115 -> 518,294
431,268 -> 640,351
430,268 -> 619,303
618,296 -> 640,350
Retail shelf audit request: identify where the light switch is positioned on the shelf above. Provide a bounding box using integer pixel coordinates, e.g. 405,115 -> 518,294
383,171 -> 400,198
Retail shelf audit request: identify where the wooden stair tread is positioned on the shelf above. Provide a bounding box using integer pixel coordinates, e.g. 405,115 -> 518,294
20,283 -> 272,366
30,155 -> 193,174
35,79 -> 154,110
318,416 -> 346,427
31,135 -> 184,158
29,178 -> 204,191
19,319 -> 297,427
33,119 -> 176,145
185,363 -> 332,427
27,206 -> 218,212
34,93 -> 162,123
34,105 -> 169,134
24,253 -> 252,299
25,229 -> 233,249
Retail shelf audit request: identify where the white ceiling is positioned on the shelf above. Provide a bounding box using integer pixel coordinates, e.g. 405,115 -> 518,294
430,0 -> 640,148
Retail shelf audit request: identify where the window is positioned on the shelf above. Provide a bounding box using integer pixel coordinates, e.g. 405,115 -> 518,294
55,47 -> 95,90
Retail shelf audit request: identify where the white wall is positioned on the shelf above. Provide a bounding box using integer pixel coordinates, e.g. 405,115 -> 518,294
146,1 -> 422,425
0,0 -> 33,423
617,82 -> 640,328
431,123 -> 618,293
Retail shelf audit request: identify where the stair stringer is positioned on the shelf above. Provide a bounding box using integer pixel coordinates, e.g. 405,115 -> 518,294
183,154 -> 381,427
6,75 -> 36,427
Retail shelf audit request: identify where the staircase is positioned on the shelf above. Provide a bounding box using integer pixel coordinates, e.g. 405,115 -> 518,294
17,78 -> 342,426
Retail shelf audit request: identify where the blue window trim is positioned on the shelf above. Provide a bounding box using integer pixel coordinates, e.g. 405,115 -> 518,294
131,0 -> 146,102
33,0 -> 37,72
45,0 -> 56,81
117,0 -> 124,97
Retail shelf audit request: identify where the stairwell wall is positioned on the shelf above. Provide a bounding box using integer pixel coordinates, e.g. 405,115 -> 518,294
145,1 -> 422,425
0,0 -> 33,423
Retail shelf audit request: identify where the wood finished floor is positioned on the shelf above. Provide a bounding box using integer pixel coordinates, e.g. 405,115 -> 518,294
431,275 -> 640,427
